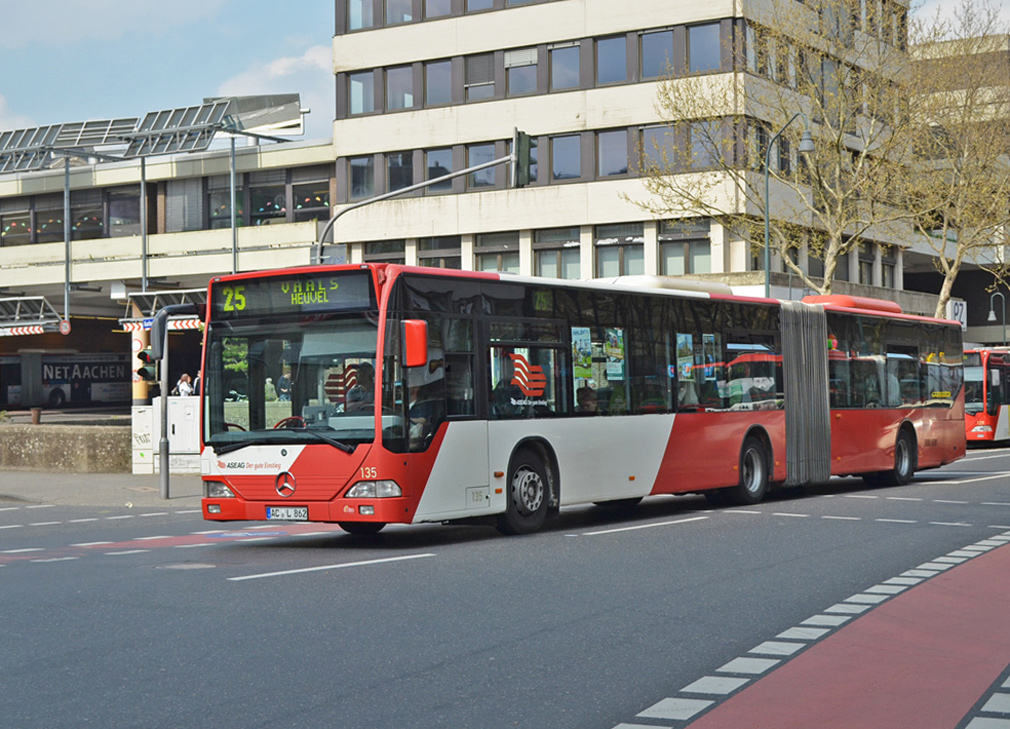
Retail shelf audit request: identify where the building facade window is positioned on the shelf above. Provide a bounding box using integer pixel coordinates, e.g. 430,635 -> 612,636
387,152 -> 415,192
425,60 -> 453,106
596,36 -> 627,85
348,0 -> 374,30
550,43 -> 580,90
70,190 -> 103,241
426,148 -> 453,192
386,65 -> 415,110
641,29 -> 674,79
534,227 -> 580,279
641,125 -> 675,169
689,120 -> 724,170
688,23 -> 722,73
468,143 -> 496,188
349,71 -> 376,115
108,187 -> 141,237
595,223 -> 644,277
292,165 -> 332,223
551,135 -> 581,181
207,177 -> 244,230
0,198 -> 31,246
350,156 -> 375,200
466,0 -> 493,10
597,130 -> 628,177
425,0 -> 451,18
249,171 -> 287,226
660,219 -> 711,275
418,235 -> 462,268
35,195 -> 64,243
506,48 -> 538,96
386,0 -> 413,24
363,239 -> 406,264
465,54 -> 495,101
476,231 -> 520,273
882,246 -> 896,288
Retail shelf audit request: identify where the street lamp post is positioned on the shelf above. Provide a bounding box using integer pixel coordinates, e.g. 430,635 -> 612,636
764,114 -> 815,299
989,291 -> 1006,346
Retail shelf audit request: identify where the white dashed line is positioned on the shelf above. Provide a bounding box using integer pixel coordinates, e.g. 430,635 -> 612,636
583,516 -> 708,535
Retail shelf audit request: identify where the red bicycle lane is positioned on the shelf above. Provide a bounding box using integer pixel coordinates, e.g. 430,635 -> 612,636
685,539 -> 1010,729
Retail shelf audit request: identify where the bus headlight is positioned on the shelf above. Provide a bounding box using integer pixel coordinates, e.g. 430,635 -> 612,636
971,425 -> 993,433
205,481 -> 235,498
345,480 -> 402,498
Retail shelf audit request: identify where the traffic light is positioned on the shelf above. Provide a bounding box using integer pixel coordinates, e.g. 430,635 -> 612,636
136,347 -> 158,381
512,129 -> 537,188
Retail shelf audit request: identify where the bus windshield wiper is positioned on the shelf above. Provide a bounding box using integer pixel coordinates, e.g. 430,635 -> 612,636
292,428 -> 355,453
210,430 -> 354,455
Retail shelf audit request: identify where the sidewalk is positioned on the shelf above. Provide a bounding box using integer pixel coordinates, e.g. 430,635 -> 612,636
0,470 -> 203,508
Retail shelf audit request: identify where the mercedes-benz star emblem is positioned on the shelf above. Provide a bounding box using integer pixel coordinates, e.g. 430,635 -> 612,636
275,472 -> 297,498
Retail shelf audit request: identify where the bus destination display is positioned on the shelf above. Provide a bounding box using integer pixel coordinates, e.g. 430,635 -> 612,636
212,272 -> 374,319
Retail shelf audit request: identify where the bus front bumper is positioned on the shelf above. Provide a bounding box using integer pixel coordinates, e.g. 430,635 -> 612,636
202,497 -> 412,524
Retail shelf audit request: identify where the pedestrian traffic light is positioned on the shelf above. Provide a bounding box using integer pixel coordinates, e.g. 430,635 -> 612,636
136,347 -> 158,381
512,129 -> 536,188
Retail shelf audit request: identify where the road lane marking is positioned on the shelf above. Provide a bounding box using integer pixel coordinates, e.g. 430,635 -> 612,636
228,553 -> 436,582
929,473 -> 1010,485
583,515 -> 709,535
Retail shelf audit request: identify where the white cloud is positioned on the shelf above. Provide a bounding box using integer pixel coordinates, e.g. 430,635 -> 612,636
0,0 -> 231,49
217,45 -> 334,141
0,94 -> 34,130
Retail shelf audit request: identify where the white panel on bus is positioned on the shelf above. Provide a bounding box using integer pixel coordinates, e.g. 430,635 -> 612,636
414,421 -> 490,523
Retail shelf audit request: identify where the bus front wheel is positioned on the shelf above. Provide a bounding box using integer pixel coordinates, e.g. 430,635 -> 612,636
726,436 -> 769,506
497,449 -> 549,535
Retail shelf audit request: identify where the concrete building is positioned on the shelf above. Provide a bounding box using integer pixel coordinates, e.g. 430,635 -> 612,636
0,0 -> 1001,410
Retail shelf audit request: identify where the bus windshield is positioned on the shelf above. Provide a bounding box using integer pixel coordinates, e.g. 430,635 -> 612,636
203,314 -> 383,452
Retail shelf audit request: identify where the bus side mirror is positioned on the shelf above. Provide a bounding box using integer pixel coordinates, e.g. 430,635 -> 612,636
402,320 -> 428,368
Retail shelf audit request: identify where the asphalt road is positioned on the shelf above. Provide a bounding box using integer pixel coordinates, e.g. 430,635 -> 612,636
3,448 -> 1010,729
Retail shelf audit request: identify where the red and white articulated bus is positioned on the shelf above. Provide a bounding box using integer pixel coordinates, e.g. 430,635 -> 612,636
197,264 -> 966,535
964,348 -> 1010,443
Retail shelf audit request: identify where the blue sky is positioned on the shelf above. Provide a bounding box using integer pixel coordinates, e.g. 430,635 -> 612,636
0,1 -> 1005,145
0,1 -> 334,142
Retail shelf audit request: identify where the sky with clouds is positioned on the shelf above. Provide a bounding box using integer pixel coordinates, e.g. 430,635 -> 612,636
1,1 -> 1007,144
0,1 -> 334,141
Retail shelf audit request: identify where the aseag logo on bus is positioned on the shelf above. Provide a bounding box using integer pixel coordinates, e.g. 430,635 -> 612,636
509,353 -> 547,397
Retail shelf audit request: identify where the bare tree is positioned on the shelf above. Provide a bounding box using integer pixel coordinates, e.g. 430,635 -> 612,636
632,0 -> 916,294
903,0 -> 1010,317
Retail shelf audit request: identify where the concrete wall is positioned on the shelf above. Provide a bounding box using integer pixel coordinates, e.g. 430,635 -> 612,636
0,425 -> 131,473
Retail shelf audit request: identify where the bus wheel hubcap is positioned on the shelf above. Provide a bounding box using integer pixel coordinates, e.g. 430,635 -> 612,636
513,468 -> 544,515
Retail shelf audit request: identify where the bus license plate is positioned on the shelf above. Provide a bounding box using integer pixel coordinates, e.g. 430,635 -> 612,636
266,506 -> 308,521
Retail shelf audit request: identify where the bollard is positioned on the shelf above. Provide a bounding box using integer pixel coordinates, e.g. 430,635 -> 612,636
31,407 -> 41,425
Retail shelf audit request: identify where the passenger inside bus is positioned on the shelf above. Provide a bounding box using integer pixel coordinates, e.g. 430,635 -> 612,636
576,385 -> 597,414
346,362 -> 375,410
408,383 -> 445,448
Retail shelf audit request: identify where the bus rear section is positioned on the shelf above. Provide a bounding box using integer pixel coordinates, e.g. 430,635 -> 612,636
965,349 -> 1010,443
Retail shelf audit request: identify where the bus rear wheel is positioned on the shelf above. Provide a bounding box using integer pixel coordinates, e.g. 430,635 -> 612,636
725,436 -> 769,506
497,449 -> 549,535
338,522 -> 386,535
863,429 -> 915,488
